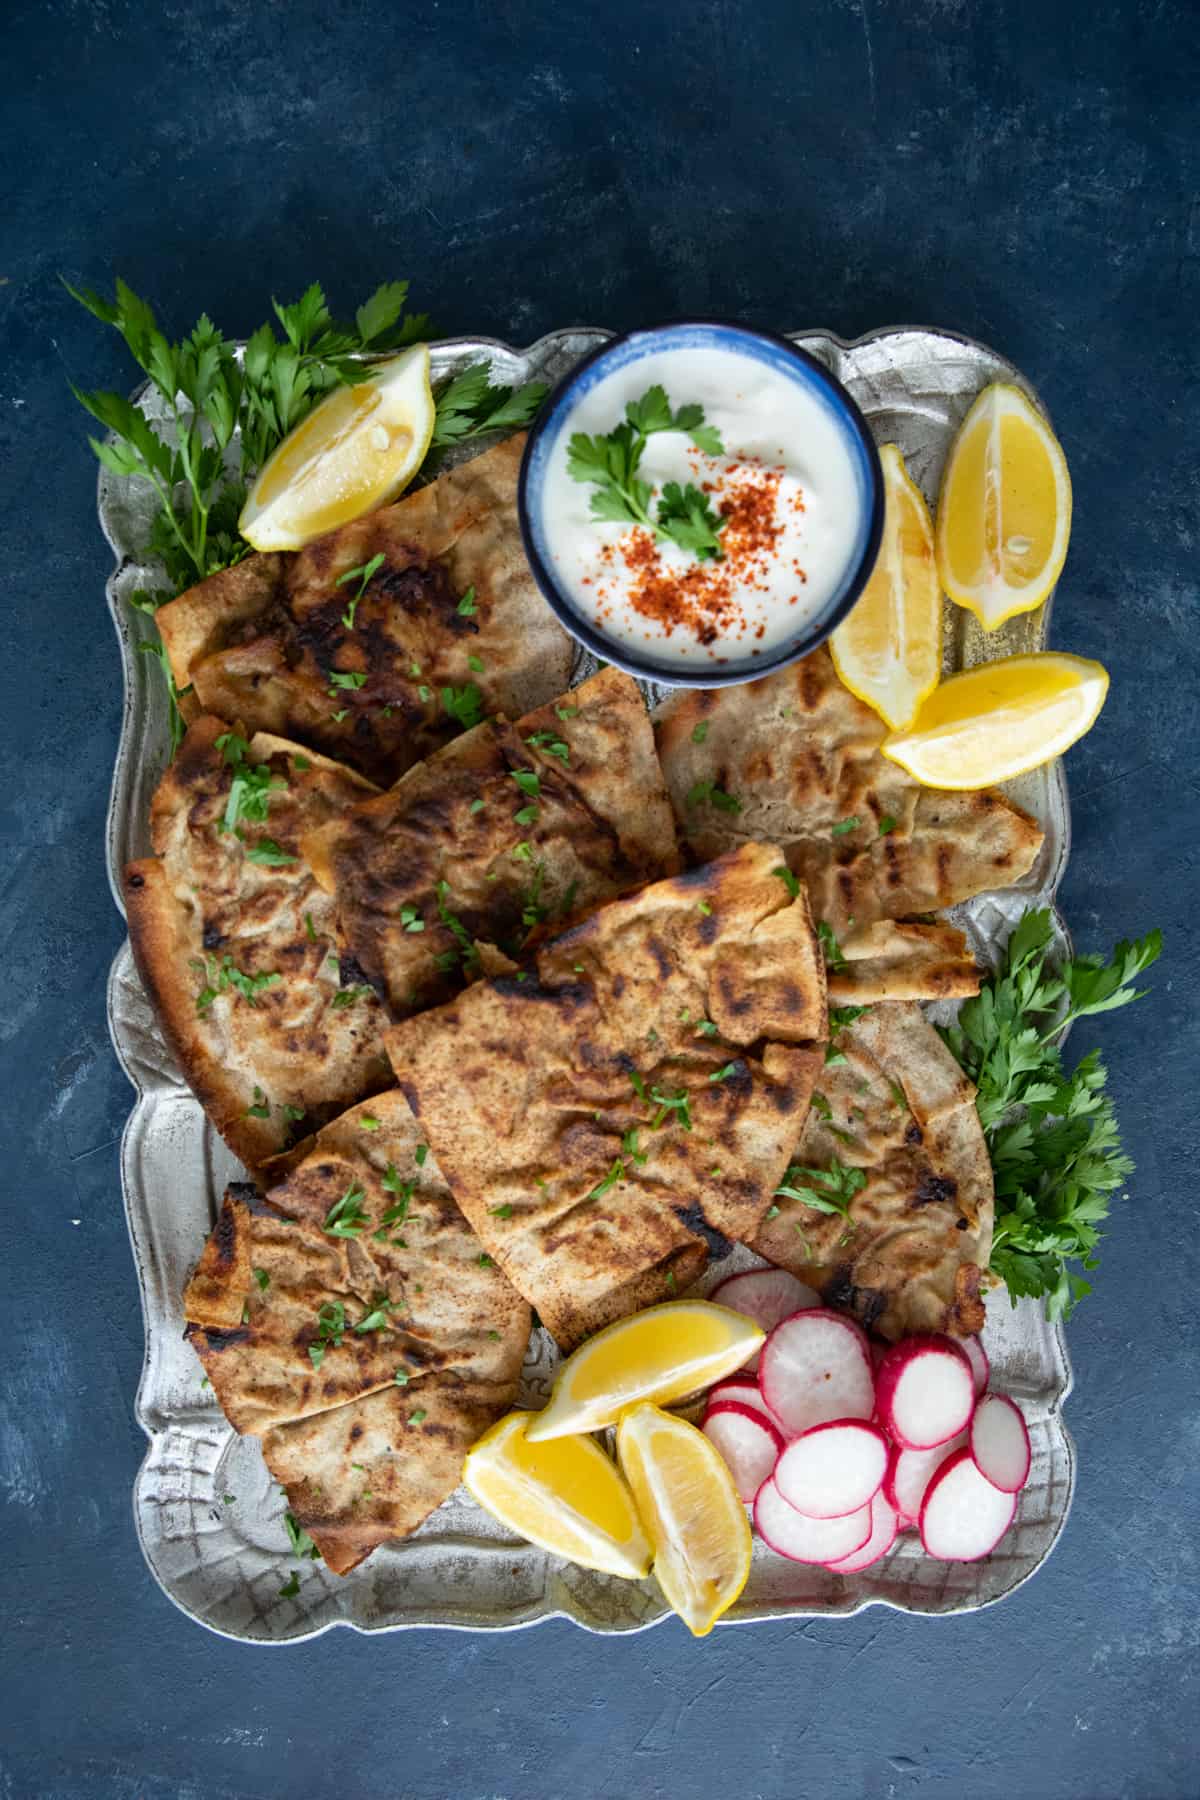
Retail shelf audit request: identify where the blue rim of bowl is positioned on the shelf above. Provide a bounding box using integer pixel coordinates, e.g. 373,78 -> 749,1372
517,319 -> 885,687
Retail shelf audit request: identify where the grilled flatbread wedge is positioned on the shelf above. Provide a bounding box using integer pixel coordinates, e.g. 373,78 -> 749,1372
306,667 -> 679,1019
654,647 -> 1043,998
156,435 -> 574,783
125,716 -> 391,1171
827,919 -> 982,1003
751,1002 -> 993,1340
385,843 -> 827,1349
184,1090 -> 529,1574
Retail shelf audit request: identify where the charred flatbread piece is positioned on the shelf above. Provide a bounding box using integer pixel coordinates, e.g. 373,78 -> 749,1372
654,646 -> 1043,993
156,435 -> 574,783
751,1002 -> 993,1341
184,1091 -> 529,1574
827,919 -> 982,1003
385,843 -> 827,1349
125,716 -> 391,1171
306,667 -> 679,1018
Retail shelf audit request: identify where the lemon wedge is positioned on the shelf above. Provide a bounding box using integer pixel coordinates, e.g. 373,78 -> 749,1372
831,443 -> 942,729
523,1302 -> 762,1443
882,651 -> 1109,789
935,382 -> 1072,630
238,344 -> 435,551
617,1403 -> 752,1637
463,1411 -> 652,1579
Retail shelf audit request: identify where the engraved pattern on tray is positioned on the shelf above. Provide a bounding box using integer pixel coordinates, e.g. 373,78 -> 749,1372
103,326 -> 1075,1641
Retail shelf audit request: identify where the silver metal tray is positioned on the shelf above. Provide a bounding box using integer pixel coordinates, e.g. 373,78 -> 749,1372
103,324 -> 1075,1642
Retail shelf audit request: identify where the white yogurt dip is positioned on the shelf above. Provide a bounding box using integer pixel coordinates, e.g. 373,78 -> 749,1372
536,340 -> 871,671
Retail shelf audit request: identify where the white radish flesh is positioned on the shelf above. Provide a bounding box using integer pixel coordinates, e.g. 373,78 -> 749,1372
702,1403 -> 783,1503
705,1378 -> 774,1427
875,1334 -> 975,1450
969,1393 -> 1031,1493
759,1310 -> 875,1440
920,1448 -> 1017,1561
775,1419 -> 890,1520
710,1268 -> 820,1370
824,1492 -> 900,1574
885,1429 -> 968,1525
960,1334 -> 990,1398
754,1479 -> 872,1565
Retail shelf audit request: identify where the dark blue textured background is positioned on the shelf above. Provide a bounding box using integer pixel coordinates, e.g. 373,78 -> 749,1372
1,1 -> 1196,1795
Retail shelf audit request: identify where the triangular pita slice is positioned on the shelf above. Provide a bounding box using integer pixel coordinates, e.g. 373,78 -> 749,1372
827,919 -> 981,1003
184,1090 -> 529,1574
654,646 -> 1043,989
385,843 -> 827,1349
750,1002 -> 993,1340
125,716 -> 391,1170
156,435 -> 574,783
305,666 -> 679,1018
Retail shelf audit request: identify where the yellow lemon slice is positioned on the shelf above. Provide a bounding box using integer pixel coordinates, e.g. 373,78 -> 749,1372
239,344 -> 435,551
463,1411 -> 652,1579
831,442 -> 942,729
935,382 -> 1072,630
882,651 -> 1109,789
617,1403 -> 752,1637
524,1302 -> 763,1443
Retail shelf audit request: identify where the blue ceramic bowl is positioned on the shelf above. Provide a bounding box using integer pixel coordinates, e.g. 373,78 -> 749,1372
518,321 -> 884,687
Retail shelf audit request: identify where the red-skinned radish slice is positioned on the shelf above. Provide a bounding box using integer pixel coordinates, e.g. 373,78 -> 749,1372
960,1335 -> 990,1398
775,1419 -> 890,1520
885,1429 -> 968,1525
754,1478 -> 872,1565
702,1402 -> 783,1502
710,1269 -> 820,1370
875,1334 -> 975,1450
705,1378 -> 774,1427
759,1309 -> 875,1440
969,1394 -> 1031,1493
824,1491 -> 899,1574
920,1447 -> 1018,1561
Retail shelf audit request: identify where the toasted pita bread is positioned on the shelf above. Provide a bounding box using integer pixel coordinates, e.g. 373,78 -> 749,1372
750,1002 -> 993,1340
184,1090 -> 529,1574
156,436 -> 574,783
827,919 -> 981,1003
654,647 -> 1043,988
125,716 -> 391,1170
385,843 -> 826,1348
305,667 -> 679,1018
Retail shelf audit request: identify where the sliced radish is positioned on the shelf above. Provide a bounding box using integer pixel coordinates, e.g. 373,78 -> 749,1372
702,1402 -> 783,1503
705,1378 -> 774,1427
920,1448 -> 1018,1562
875,1334 -> 975,1450
759,1309 -> 875,1440
969,1394 -> 1031,1493
711,1268 -> 820,1370
885,1430 -> 968,1525
754,1478 -> 872,1565
775,1419 -> 890,1520
960,1335 -> 990,1398
824,1491 -> 899,1574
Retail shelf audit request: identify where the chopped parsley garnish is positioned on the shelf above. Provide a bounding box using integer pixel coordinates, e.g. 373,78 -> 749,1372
456,585 -> 477,616
824,1049 -> 848,1067
817,921 -> 847,972
359,1114 -> 380,1131
889,1080 -> 908,1112
511,769 -> 540,796
566,384 -> 727,562
415,1144 -> 428,1167
664,1269 -> 677,1293
331,708 -> 349,722
468,654 -> 484,672
394,1367 -> 410,1384
217,736 -> 286,835
878,815 -> 898,836
253,1268 -> 270,1290
328,669 -> 368,694
514,804 -> 539,828
417,685 -> 431,703
708,1061 -> 739,1083
650,1087 -> 692,1132
829,1004 -> 869,1032
400,904 -> 425,933
469,798 -> 486,815
282,1103 -> 306,1121
245,837 -> 297,866
490,1203 -> 514,1219
441,682 -> 484,731
336,551 -> 385,626
278,1571 -> 301,1598
621,1127 -> 648,1166
284,1511 -> 320,1561
245,1085 -> 271,1119
691,720 -> 709,745
193,954 -> 281,1016
511,841 -> 533,862
435,881 -> 481,973
697,899 -> 713,917
694,1019 -> 719,1038
811,1092 -> 832,1120
588,1159 -> 625,1201
324,1184 -> 368,1237
355,1294 -> 401,1333
772,865 -> 801,900
331,985 -> 373,1008
555,705 -> 578,722
686,780 -> 742,814
409,1409 -> 428,1425
292,755 -> 310,771
525,729 -> 570,764
477,1253 -> 494,1268
304,912 -> 318,943
309,1299 -> 346,1368
629,1069 -> 648,1103
775,1158 -> 867,1218
831,817 -> 860,836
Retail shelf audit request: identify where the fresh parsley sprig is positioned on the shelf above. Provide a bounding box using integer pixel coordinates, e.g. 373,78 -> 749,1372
566,384 -> 727,562
775,1158 -> 867,1218
940,907 -> 1161,1320
428,363 -> 548,450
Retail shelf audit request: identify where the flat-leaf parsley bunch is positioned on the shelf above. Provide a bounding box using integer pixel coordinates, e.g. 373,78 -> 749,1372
941,907 -> 1161,1321
567,383 -> 728,561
